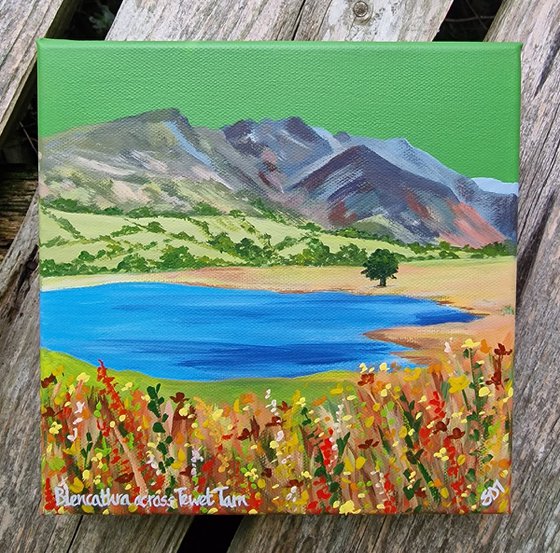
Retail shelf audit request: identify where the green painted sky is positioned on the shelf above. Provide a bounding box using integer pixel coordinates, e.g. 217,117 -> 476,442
37,40 -> 521,181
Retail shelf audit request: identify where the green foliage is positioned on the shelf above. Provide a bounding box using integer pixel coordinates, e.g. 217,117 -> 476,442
146,221 -> 166,233
209,232 -> 238,256
186,217 -> 211,236
289,238 -> 333,266
468,241 -> 516,258
50,215 -> 83,239
42,236 -> 68,248
111,225 -> 142,237
172,231 -> 197,241
158,246 -> 198,270
249,198 -> 287,223
235,238 -> 268,264
300,222 -> 322,233
102,206 -> 124,216
40,200 -> 516,279
77,250 -> 96,262
335,243 -> 368,265
192,202 -> 222,216
361,249 -> 400,287
116,254 -> 152,273
275,236 -> 299,251
330,226 -> 407,247
127,206 -> 157,218
44,198 -> 124,216
40,258 -> 108,277
46,198 -> 91,213
439,250 -> 460,259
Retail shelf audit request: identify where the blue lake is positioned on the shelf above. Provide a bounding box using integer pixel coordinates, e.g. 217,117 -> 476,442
40,283 -> 475,381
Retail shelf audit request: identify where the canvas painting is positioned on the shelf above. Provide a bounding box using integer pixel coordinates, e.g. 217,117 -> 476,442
38,40 -> 520,515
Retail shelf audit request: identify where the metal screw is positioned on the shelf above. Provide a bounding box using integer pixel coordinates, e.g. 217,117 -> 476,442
353,1 -> 369,18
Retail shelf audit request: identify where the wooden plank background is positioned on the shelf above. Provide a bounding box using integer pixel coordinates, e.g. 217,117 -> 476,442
0,0 -> 78,141
0,0 -> 559,551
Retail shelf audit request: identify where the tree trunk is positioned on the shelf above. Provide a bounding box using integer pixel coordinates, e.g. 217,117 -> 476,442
380,277 -> 387,287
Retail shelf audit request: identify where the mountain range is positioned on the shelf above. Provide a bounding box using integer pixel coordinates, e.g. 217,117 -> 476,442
39,108 -> 518,247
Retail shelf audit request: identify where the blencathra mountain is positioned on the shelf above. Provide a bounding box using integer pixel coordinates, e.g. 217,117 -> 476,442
40,109 -> 517,247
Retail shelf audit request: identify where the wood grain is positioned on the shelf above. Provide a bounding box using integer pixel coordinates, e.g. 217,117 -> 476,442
0,170 -> 37,262
0,0 -> 77,141
293,0 -> 453,40
108,0 -> 452,41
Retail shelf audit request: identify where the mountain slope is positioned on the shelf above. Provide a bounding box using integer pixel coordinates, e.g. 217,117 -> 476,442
289,145 -> 505,247
40,109 -> 517,247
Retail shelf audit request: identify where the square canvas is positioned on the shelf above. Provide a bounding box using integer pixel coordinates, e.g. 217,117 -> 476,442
38,40 -> 520,515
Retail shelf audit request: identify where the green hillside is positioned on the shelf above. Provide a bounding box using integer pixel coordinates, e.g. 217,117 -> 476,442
39,203 -> 513,277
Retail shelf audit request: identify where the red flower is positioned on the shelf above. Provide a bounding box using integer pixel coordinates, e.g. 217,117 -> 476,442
358,438 -> 379,450
201,459 -> 215,473
449,427 -> 465,440
307,500 -> 320,512
265,416 -> 282,427
433,420 -> 448,434
43,478 -> 57,511
419,426 -> 431,444
115,472 -> 134,483
358,372 -> 375,386
170,392 -> 186,403
494,343 -> 512,357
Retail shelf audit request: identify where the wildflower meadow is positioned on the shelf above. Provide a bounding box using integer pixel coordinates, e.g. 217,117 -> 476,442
41,337 -> 512,515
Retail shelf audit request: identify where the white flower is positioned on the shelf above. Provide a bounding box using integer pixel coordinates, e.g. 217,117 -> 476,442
191,447 -> 204,464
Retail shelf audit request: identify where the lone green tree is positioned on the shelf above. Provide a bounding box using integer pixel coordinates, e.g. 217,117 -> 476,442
361,248 -> 399,287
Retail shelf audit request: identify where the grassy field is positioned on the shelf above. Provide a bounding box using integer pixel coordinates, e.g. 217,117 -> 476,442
39,205 -> 495,277
41,349 -> 357,404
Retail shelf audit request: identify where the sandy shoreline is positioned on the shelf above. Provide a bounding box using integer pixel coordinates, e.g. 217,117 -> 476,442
42,258 -> 516,363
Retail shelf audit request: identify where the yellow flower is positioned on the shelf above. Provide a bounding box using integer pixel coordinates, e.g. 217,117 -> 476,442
478,386 -> 491,397
448,374 -> 470,393
330,384 -> 343,395
403,367 -> 422,381
339,499 -> 361,514
76,372 -> 90,383
68,477 -> 84,494
355,456 -> 366,470
211,408 -> 224,421
461,339 -> 480,350
49,421 -> 63,435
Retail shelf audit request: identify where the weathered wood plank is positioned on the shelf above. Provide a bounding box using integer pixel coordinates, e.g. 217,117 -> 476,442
0,170 -> 37,262
294,0 -> 453,40
229,1 -> 560,552
108,0 -> 452,41
0,0 -> 78,141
